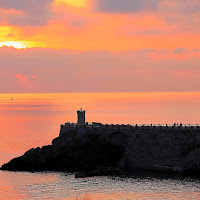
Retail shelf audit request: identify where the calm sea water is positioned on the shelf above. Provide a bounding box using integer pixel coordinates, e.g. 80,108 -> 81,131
0,92 -> 200,199
0,171 -> 200,200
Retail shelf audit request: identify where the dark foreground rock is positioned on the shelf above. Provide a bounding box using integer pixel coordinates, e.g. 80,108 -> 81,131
1,131 -> 124,173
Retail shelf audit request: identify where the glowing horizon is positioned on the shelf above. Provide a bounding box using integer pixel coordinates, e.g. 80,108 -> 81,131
0,41 -> 28,49
56,0 -> 87,7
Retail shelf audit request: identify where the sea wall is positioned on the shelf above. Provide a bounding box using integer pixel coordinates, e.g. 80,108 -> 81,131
2,124 -> 200,174
60,124 -> 200,170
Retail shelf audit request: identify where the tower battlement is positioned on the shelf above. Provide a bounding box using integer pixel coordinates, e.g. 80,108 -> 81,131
77,107 -> 85,125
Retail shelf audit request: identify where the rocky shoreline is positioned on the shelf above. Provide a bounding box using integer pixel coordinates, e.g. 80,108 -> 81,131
1,130 -> 200,178
1,131 -> 124,174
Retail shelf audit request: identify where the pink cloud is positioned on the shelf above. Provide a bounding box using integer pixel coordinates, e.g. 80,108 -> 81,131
15,73 -> 27,80
31,75 -> 38,80
14,73 -> 39,92
0,47 -> 199,93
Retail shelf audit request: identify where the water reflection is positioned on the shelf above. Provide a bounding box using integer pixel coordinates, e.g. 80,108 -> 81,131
0,171 -> 200,200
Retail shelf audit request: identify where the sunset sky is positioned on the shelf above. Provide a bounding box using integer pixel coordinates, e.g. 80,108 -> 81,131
0,0 -> 200,93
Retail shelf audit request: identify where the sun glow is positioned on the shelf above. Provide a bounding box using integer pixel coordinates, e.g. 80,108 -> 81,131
56,0 -> 87,7
0,41 -> 27,49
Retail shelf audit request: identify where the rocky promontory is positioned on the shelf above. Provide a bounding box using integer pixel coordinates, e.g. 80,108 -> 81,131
1,131 -> 125,175
2,127 -> 200,177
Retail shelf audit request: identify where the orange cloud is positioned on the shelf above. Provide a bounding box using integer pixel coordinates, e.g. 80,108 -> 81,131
8,8 -> 197,52
55,0 -> 87,8
0,0 -> 199,51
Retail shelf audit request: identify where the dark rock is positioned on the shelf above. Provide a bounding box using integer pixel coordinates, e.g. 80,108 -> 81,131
1,131 -> 124,173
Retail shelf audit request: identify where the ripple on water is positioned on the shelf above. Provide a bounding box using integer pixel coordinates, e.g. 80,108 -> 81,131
1,171 -> 200,200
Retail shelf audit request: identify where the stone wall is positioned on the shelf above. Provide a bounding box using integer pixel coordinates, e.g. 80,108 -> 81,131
59,123 -> 200,170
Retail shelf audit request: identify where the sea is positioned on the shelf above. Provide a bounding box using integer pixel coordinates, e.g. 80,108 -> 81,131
0,92 -> 200,199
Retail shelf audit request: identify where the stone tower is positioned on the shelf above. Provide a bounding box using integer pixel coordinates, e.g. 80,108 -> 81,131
77,107 -> 86,125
